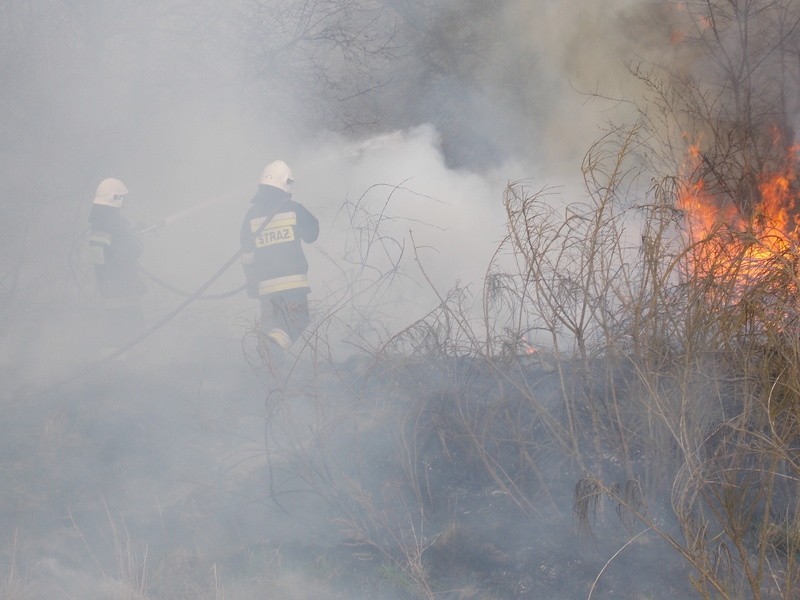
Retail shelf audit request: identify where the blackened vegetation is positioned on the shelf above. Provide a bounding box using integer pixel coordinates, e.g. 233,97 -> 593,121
260,117 -> 800,596
574,478 -> 602,540
268,355 -> 683,598
7,1 -> 800,596
8,171 -> 800,597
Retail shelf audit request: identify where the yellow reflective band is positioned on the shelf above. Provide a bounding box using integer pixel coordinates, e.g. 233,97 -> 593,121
255,226 -> 295,248
250,212 -> 297,233
90,231 -> 112,246
268,328 -> 292,349
258,274 -> 309,295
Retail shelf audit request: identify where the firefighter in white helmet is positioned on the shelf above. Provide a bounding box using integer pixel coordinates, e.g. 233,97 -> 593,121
88,178 -> 146,348
240,160 -> 319,363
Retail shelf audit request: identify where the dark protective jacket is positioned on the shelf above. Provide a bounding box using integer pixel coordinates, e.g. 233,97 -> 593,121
240,185 -> 319,298
88,204 -> 145,298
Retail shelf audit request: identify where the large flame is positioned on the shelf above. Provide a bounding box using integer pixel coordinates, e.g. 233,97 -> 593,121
677,140 -> 800,289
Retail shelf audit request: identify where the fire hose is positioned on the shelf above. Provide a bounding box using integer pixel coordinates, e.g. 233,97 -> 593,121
39,132 -> 405,397
139,266 -> 246,299
28,201 -> 289,398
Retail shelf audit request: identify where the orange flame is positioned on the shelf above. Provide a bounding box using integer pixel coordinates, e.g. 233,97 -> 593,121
677,140 -> 799,289
669,5 -> 712,46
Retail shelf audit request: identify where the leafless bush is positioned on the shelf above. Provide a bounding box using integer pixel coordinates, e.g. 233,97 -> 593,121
248,8 -> 800,594
238,126 -> 800,597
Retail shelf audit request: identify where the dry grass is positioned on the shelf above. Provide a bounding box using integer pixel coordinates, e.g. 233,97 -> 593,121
256,118 -> 800,597
0,532 -> 28,600
12,9 -> 800,594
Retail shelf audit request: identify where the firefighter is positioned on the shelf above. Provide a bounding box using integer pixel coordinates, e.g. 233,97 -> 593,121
240,160 -> 319,364
88,178 -> 146,349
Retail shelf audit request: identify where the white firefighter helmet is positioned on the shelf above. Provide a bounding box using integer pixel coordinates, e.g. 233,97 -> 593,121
259,160 -> 294,193
93,178 -> 129,208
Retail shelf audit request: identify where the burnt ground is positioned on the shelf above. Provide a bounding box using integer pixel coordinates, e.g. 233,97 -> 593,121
0,326 -> 698,599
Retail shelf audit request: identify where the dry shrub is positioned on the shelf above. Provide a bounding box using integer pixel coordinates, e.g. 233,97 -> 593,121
252,133 -> 800,597
255,45 -> 800,592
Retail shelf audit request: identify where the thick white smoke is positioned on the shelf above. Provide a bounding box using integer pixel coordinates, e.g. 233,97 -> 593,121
303,126 -> 516,301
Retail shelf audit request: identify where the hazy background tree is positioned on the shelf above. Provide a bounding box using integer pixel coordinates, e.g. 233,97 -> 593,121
631,0 -> 800,220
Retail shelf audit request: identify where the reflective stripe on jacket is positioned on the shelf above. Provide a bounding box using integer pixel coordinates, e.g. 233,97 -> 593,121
240,185 -> 319,296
